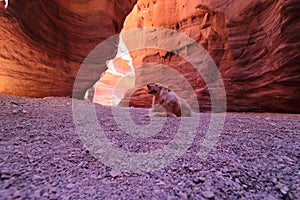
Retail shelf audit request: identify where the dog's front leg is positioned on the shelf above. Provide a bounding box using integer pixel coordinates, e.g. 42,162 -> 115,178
151,96 -> 155,108
166,112 -> 177,117
149,111 -> 167,117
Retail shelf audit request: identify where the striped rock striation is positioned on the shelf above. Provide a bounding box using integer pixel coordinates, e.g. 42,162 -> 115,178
1,0 -> 299,113
0,0 -> 136,98
118,0 -> 300,113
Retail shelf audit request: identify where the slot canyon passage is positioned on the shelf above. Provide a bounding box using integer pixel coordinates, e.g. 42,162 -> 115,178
0,0 -> 299,199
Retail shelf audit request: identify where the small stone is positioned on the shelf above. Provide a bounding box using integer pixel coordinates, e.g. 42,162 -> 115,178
271,178 -> 277,184
178,192 -> 188,199
84,189 -> 96,196
12,189 -> 21,198
32,174 -> 43,182
77,161 -> 87,168
66,183 -> 76,189
266,194 -> 277,200
32,189 -> 42,198
221,167 -> 229,173
279,186 -> 289,195
282,156 -> 294,163
235,178 -> 241,184
193,177 -> 206,184
156,180 -> 166,186
153,189 -> 161,194
202,190 -> 214,199
109,169 -> 121,178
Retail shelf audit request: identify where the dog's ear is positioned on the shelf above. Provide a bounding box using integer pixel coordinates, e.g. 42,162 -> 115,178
164,86 -> 171,92
154,83 -> 163,89
162,87 -> 171,92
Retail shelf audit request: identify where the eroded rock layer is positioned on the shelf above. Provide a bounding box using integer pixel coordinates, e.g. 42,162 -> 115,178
0,0 -> 136,98
119,0 -> 300,113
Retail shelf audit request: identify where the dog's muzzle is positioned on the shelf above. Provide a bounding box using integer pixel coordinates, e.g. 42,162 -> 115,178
148,90 -> 157,94
147,84 -> 157,94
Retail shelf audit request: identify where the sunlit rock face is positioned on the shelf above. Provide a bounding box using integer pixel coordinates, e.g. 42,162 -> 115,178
119,0 -> 300,113
93,35 -> 135,106
0,0 -> 136,98
93,57 -> 135,106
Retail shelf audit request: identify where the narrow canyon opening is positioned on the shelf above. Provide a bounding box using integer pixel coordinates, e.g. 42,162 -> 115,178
88,34 -> 136,106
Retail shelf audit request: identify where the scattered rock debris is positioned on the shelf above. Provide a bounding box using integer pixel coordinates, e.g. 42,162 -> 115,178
0,95 -> 299,199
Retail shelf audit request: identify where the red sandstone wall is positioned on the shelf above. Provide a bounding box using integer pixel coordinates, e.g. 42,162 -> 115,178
0,0 -> 136,98
119,0 -> 300,113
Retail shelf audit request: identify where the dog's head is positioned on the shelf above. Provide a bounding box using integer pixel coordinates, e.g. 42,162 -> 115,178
147,83 -> 170,95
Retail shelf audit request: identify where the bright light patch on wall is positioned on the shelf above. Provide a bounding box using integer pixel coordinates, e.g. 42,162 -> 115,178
0,0 -> 8,9
106,34 -> 135,77
92,33 -> 136,106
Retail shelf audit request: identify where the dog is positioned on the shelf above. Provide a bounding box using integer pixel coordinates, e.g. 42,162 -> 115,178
147,83 -> 192,117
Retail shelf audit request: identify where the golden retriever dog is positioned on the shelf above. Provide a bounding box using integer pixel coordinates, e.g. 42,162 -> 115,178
147,83 -> 192,117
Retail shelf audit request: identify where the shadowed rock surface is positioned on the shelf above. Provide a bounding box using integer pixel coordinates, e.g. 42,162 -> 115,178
0,95 -> 299,199
0,0 -> 136,98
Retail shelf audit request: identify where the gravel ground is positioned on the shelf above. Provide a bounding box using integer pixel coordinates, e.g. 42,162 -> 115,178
0,95 -> 299,200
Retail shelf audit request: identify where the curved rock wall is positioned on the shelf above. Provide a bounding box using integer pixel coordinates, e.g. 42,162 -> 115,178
119,0 -> 300,113
1,0 -> 299,113
0,0 -> 136,98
